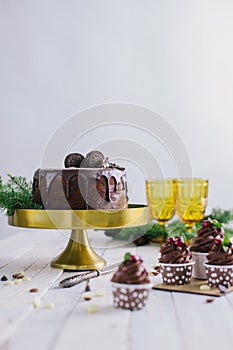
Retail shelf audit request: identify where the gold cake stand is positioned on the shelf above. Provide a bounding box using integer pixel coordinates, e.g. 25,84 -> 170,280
8,205 -> 149,271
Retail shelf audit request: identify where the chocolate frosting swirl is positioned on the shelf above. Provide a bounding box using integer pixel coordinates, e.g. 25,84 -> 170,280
159,239 -> 192,264
207,242 -> 233,265
190,225 -> 223,253
111,259 -> 150,284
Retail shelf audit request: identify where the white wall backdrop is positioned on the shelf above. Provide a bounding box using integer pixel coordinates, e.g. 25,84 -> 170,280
1,0 -> 233,238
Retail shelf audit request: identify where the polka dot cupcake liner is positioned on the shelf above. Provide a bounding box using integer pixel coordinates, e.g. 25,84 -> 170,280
159,261 -> 195,285
111,282 -> 153,310
203,262 -> 233,288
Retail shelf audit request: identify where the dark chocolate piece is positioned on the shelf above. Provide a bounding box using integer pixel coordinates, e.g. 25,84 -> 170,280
1,275 -> 8,281
133,234 -> 151,246
85,151 -> 104,168
64,153 -> 85,168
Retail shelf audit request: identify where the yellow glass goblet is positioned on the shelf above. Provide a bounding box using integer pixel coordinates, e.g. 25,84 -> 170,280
174,178 -> 209,232
146,179 -> 176,226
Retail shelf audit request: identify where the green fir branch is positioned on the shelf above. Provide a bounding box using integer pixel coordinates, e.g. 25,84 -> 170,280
0,174 -> 42,216
102,208 -> 233,245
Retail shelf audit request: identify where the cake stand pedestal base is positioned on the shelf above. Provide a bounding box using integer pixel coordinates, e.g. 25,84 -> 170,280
8,206 -> 149,271
51,228 -> 106,270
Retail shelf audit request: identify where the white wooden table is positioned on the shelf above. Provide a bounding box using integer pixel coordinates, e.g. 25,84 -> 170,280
1,228 -> 233,350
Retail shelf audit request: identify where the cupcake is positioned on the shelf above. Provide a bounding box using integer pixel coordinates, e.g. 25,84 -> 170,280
190,218 -> 223,279
159,236 -> 194,285
204,236 -> 233,288
111,252 -> 152,310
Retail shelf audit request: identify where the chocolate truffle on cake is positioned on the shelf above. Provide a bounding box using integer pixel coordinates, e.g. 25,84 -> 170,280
64,153 -> 85,168
85,150 -> 105,168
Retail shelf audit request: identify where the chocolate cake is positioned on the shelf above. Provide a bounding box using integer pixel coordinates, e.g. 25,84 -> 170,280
32,151 -> 128,210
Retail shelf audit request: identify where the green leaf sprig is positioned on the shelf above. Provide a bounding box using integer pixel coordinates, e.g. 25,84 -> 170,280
221,236 -> 232,252
209,208 -> 233,224
207,217 -> 222,229
124,252 -> 131,262
0,174 -> 42,216
102,208 -> 233,245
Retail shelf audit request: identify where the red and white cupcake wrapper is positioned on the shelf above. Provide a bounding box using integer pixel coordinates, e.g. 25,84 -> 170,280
159,261 -> 195,285
203,262 -> 233,288
111,282 -> 153,310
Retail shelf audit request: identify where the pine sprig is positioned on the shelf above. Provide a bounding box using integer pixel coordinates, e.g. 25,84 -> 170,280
0,174 -> 42,216
103,208 -> 233,245
7,174 -> 31,193
205,208 -> 233,224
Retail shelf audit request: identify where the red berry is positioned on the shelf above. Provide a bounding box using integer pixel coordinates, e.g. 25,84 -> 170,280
202,220 -> 211,228
168,237 -> 175,244
215,238 -> 222,245
129,255 -> 138,262
174,239 -> 186,247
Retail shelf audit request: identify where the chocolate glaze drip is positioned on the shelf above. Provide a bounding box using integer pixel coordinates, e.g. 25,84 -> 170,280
190,225 -> 223,253
159,241 -> 192,264
32,169 -> 42,205
111,260 -> 150,284
207,243 -> 233,266
33,168 -> 128,210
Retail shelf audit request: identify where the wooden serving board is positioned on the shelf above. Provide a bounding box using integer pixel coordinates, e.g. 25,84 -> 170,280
153,277 -> 233,297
